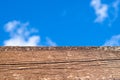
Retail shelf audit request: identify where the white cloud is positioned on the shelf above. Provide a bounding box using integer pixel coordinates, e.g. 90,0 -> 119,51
91,0 -> 120,24
91,0 -> 108,23
4,20 -> 40,46
113,0 -> 120,12
109,0 -> 120,25
103,34 -> 120,46
4,20 -> 20,32
3,20 -> 57,46
46,37 -> 57,46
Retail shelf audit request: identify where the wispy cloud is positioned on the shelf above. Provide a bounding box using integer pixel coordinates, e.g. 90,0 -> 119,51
46,37 -> 57,46
91,0 -> 108,23
113,0 -> 120,18
109,0 -> 120,26
3,20 -> 57,46
103,34 -> 120,46
91,0 -> 120,24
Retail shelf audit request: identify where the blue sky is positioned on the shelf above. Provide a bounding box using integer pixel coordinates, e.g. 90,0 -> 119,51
0,0 -> 120,46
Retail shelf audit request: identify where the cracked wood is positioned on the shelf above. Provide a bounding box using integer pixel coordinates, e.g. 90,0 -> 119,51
0,47 -> 120,80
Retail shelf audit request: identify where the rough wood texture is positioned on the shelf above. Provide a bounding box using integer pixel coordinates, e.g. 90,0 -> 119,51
0,47 -> 120,80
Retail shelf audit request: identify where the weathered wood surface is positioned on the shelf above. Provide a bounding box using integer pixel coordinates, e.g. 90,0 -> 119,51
0,47 -> 120,80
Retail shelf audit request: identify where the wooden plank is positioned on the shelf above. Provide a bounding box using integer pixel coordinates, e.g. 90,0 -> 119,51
0,47 -> 120,80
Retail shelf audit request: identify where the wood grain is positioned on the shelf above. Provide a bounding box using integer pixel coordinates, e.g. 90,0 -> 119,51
0,47 -> 120,80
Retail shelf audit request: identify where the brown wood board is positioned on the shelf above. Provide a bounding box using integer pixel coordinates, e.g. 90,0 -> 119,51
0,47 -> 120,80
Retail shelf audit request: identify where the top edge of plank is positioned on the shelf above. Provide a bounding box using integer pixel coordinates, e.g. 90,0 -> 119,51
0,46 -> 120,51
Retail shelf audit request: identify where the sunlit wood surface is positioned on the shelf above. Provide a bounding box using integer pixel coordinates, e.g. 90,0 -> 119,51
0,47 -> 120,80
